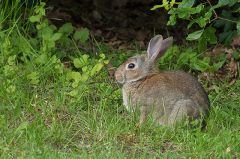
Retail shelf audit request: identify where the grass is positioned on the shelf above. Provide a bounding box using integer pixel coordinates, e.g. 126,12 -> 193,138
0,1 -> 240,158
1,68 -> 240,158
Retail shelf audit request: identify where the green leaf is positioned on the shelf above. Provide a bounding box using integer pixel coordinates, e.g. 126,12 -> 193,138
70,71 -> 81,80
80,74 -> 89,82
178,0 -> 195,8
73,54 -> 89,68
150,5 -> 164,10
7,55 -> 16,65
167,15 -> 177,26
82,66 -> 89,73
186,29 -> 204,41
197,27 -> 216,52
35,54 -> 48,65
59,23 -> 74,34
237,20 -> 240,35
233,51 -> 240,60
27,72 -> 40,85
68,90 -> 78,97
73,58 -> 83,68
198,36 -> 207,52
40,26 -> 54,40
73,28 -> 90,43
67,71 -> 82,88
29,15 -> 41,23
192,59 -> 210,71
204,10 -> 213,20
177,49 -> 197,66
51,33 -> 62,41
205,27 -> 217,44
187,17 -> 206,29
90,63 -> 103,76
217,0 -> 238,7
211,61 -> 225,71
219,31 -> 235,45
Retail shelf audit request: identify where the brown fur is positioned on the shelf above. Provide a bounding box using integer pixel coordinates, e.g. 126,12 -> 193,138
115,35 -> 210,126
122,71 -> 209,125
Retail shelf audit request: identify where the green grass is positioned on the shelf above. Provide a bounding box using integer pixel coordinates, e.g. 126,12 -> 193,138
1,70 -> 240,158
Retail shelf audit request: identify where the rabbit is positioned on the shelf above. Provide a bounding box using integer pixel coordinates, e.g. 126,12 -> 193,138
114,35 -> 210,126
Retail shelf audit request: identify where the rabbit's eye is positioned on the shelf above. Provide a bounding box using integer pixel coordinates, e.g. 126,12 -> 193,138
127,63 -> 135,69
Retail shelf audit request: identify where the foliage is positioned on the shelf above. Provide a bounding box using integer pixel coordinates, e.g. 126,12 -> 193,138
159,45 -> 226,72
152,0 -> 240,50
0,2 -> 109,102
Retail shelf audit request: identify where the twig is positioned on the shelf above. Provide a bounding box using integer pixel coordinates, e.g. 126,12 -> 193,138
218,17 -> 238,24
206,0 -> 238,24
206,0 -> 218,18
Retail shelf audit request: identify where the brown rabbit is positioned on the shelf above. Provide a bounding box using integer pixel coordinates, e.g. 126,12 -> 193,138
115,35 -> 210,126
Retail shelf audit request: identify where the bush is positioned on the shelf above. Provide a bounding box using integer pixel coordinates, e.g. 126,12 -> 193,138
152,0 -> 240,50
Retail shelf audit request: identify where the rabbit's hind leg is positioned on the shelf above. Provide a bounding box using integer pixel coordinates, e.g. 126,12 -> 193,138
168,99 -> 199,126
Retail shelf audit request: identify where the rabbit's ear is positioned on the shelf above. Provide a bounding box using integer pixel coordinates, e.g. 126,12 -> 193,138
147,35 -> 173,62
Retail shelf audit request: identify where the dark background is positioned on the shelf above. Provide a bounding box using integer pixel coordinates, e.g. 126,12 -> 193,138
46,0 -> 187,48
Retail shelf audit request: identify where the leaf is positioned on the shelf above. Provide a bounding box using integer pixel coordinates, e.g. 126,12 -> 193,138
177,4 -> 204,19
7,55 -> 16,65
73,54 -> 89,68
80,74 -> 89,82
68,90 -> 78,97
205,27 -> 217,44
73,58 -> 82,68
35,54 -> 48,65
204,10 -> 213,20
233,51 -> 240,60
186,29 -> 204,40
51,33 -> 62,41
212,61 -> 225,71
192,59 -> 210,71
29,15 -> 41,23
177,49 -> 197,68
219,31 -> 235,45
178,0 -> 195,8
82,66 -> 89,73
27,71 -> 39,84
67,71 -> 81,88
237,20 -> 240,35
73,28 -> 90,43
40,26 -> 54,40
198,36 -> 207,52
167,15 -> 177,26
70,71 -> 81,80
217,0 -> 238,7
150,5 -> 164,10
187,17 -> 206,29
90,63 -> 103,76
59,23 -> 74,34
197,27 -> 216,52
103,60 -> 109,64
162,0 -> 170,10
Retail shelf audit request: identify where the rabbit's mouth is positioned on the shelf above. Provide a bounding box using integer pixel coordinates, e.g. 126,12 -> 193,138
115,72 -> 125,84
115,76 -> 125,84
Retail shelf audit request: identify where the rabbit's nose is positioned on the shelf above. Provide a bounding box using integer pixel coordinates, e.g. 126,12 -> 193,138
114,71 -> 124,83
114,71 -> 121,80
